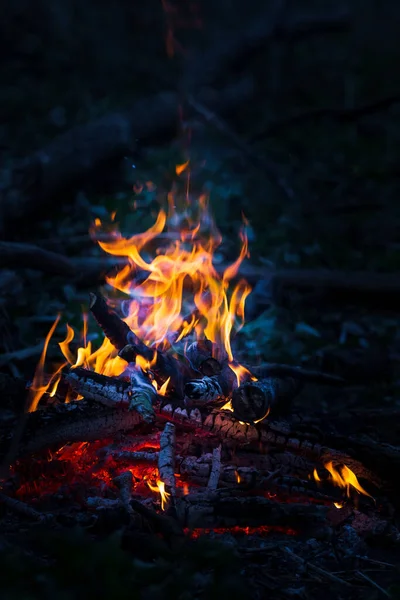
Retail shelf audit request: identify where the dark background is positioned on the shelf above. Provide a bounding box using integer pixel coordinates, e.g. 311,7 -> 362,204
0,1 -> 399,598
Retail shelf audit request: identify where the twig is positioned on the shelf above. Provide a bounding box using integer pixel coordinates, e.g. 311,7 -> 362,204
356,571 -> 391,598
158,422 -> 176,500
253,94 -> 400,140
207,445 -> 222,490
283,546 -> 352,587
0,491 -> 51,522
187,95 -> 294,201
0,343 -> 44,367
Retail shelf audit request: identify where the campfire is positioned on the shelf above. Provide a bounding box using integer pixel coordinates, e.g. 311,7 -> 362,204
0,170 -> 395,551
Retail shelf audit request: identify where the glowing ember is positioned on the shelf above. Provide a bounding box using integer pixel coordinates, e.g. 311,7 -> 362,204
186,526 -> 297,539
147,479 -> 171,510
313,461 -> 374,507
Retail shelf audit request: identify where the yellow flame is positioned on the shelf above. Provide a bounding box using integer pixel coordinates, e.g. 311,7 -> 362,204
147,479 -> 171,510
27,315 -> 68,412
32,168 -> 253,409
176,160 -> 189,175
313,461 -> 374,507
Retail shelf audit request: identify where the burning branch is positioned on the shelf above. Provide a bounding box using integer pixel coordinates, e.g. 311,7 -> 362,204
158,422 -> 176,505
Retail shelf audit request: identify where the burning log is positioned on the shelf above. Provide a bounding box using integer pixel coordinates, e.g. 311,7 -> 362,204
184,363 -> 237,405
66,366 -> 157,422
231,377 -> 303,423
158,422 -> 176,501
89,293 -> 142,354
119,343 -> 191,399
185,339 -> 227,376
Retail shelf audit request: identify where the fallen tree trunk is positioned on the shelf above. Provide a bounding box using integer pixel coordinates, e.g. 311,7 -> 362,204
0,241 -> 77,276
0,79 -> 252,228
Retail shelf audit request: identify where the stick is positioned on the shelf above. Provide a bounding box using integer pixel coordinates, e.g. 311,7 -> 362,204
113,471 -> 134,516
0,491 -> 51,522
158,422 -> 176,502
89,293 -> 138,354
0,241 -> 76,276
187,95 -> 294,201
355,571 -> 391,598
206,445 -> 222,491
283,547 -> 352,587
254,94 -> 400,140
0,343 -> 45,367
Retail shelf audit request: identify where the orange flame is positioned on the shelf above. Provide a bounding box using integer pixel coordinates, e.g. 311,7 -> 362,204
31,170 -> 254,408
147,479 -> 171,510
314,461 -> 374,507
27,315 -> 68,412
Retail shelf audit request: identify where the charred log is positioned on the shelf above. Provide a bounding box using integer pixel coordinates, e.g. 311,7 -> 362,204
175,490 -> 329,531
0,400 -> 143,462
89,293 -> 142,354
231,377 -> 303,423
184,363 -> 237,405
158,422 -> 176,501
185,339 -> 227,375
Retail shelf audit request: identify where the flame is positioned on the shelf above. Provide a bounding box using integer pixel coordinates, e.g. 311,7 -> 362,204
91,189 -> 251,370
147,479 -> 170,510
27,315 -> 68,412
229,363 -> 257,387
31,169 -> 253,409
313,461 -> 374,506
176,160 -> 189,175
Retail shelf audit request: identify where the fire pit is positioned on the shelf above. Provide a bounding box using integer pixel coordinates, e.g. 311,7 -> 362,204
1,180 -> 399,596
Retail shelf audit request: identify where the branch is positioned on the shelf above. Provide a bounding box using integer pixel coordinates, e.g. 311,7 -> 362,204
253,94 -> 400,140
0,241 -> 76,276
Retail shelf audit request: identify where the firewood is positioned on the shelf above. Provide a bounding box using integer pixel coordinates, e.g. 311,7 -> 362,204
89,293 -> 142,354
0,399 -> 143,461
206,445 -> 222,491
0,491 -> 52,522
231,377 -> 302,423
184,363 -> 237,405
113,471 -> 134,516
66,366 -> 157,422
175,490 -> 329,531
185,339 -> 225,376
120,344 -> 191,400
158,422 -> 176,501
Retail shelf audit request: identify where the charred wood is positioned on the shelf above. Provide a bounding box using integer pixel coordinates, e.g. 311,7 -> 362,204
231,377 -> 303,423
206,445 -> 222,490
89,293 -> 138,354
158,422 -> 176,500
0,399 -> 142,462
175,490 -> 329,531
184,363 -> 237,405
113,471 -> 134,516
